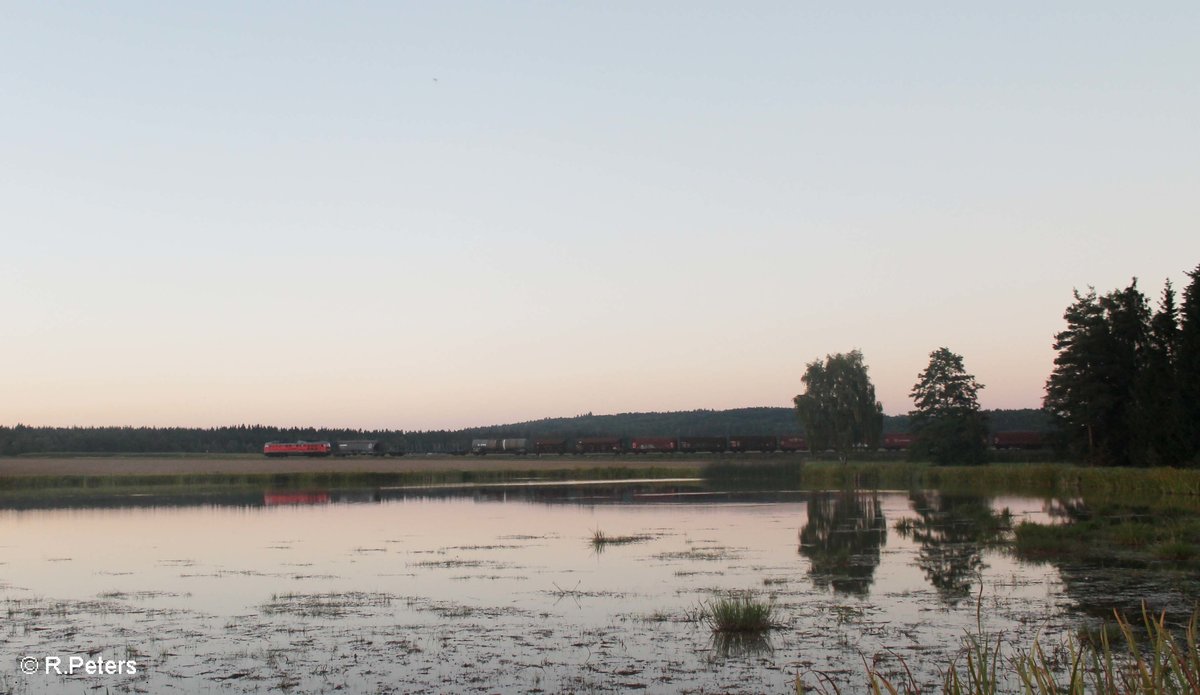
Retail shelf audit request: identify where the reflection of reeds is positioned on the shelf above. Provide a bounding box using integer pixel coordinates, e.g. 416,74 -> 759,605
711,630 -> 774,658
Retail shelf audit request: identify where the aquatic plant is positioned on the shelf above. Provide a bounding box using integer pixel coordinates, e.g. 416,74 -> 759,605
702,594 -> 776,633
796,605 -> 1200,695
589,529 -> 652,549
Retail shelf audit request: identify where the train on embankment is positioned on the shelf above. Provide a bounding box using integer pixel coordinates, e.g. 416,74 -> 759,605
263,431 -> 1045,457
468,431 -> 1045,455
262,440 -> 394,457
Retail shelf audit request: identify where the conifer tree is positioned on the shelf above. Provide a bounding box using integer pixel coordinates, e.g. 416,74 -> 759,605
1044,281 -> 1150,466
1179,263 -> 1200,464
909,348 -> 988,465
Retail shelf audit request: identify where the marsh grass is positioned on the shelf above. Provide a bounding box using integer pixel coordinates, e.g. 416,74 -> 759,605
0,466 -> 691,494
701,461 -> 1200,500
589,529 -> 653,549
1015,507 -> 1200,571
798,605 -> 1200,695
702,594 -> 776,633
259,591 -> 393,618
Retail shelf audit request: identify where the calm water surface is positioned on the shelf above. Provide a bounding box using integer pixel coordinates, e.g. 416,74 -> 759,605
0,482 -> 1107,693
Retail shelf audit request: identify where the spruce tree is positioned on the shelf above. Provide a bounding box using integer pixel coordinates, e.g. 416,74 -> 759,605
1044,281 -> 1150,466
1179,264 -> 1200,464
1132,281 -> 1188,465
909,348 -> 988,465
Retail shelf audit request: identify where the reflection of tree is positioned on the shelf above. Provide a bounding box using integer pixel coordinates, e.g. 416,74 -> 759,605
896,491 -> 1009,606
798,491 -> 887,595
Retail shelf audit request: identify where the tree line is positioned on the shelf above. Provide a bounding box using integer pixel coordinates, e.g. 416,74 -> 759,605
794,262 -> 1200,467
0,408 -> 1047,456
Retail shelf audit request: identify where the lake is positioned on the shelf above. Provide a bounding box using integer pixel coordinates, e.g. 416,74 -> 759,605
0,480 -> 1184,693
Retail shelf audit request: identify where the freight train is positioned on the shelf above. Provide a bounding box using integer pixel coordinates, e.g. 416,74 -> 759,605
262,440 -> 392,457
467,431 -> 1045,455
470,435 -> 809,455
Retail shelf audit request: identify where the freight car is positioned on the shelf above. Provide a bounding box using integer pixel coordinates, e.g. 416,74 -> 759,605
881,433 -> 915,450
336,440 -> 390,456
471,438 -> 529,455
778,436 -> 808,452
726,435 -> 779,453
629,436 -> 677,453
573,437 -> 623,454
679,436 -> 728,453
534,438 -> 568,455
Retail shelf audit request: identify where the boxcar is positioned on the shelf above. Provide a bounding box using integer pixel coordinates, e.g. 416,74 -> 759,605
679,436 -> 726,453
534,438 -> 568,455
992,431 -> 1046,449
629,437 -> 677,453
573,437 -> 623,454
881,433 -> 915,450
778,436 -> 808,452
728,435 -> 778,453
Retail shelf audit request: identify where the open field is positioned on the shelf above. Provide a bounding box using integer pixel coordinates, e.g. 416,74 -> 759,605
0,453 -> 706,478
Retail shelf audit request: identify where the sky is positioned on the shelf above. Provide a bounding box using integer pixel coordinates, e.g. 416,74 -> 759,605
2,2 -> 1198,430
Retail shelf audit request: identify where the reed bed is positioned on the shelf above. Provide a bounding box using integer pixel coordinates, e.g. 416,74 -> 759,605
703,460 -> 1200,500
798,605 -> 1200,695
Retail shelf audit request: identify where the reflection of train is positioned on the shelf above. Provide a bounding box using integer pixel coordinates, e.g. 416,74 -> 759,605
470,435 -> 809,455
262,440 -> 392,457
263,491 -> 331,506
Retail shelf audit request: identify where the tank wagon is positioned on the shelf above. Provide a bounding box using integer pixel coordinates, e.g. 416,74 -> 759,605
471,438 -> 530,455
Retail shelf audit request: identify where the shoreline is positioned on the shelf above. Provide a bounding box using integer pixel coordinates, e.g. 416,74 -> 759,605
0,454 -> 712,478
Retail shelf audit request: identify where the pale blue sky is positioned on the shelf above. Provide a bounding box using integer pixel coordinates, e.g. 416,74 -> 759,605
3,2 -> 1197,429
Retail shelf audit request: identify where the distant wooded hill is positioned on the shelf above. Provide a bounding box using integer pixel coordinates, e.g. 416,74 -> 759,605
0,408 -> 1048,456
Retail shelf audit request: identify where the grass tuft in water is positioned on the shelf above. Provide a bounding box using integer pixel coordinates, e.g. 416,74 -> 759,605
702,594 -> 776,633
589,529 -> 652,549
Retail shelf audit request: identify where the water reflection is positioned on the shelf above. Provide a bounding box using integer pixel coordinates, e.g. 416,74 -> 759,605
1018,497 -> 1200,623
797,490 -> 887,595
896,491 -> 1010,605
710,631 -> 774,659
